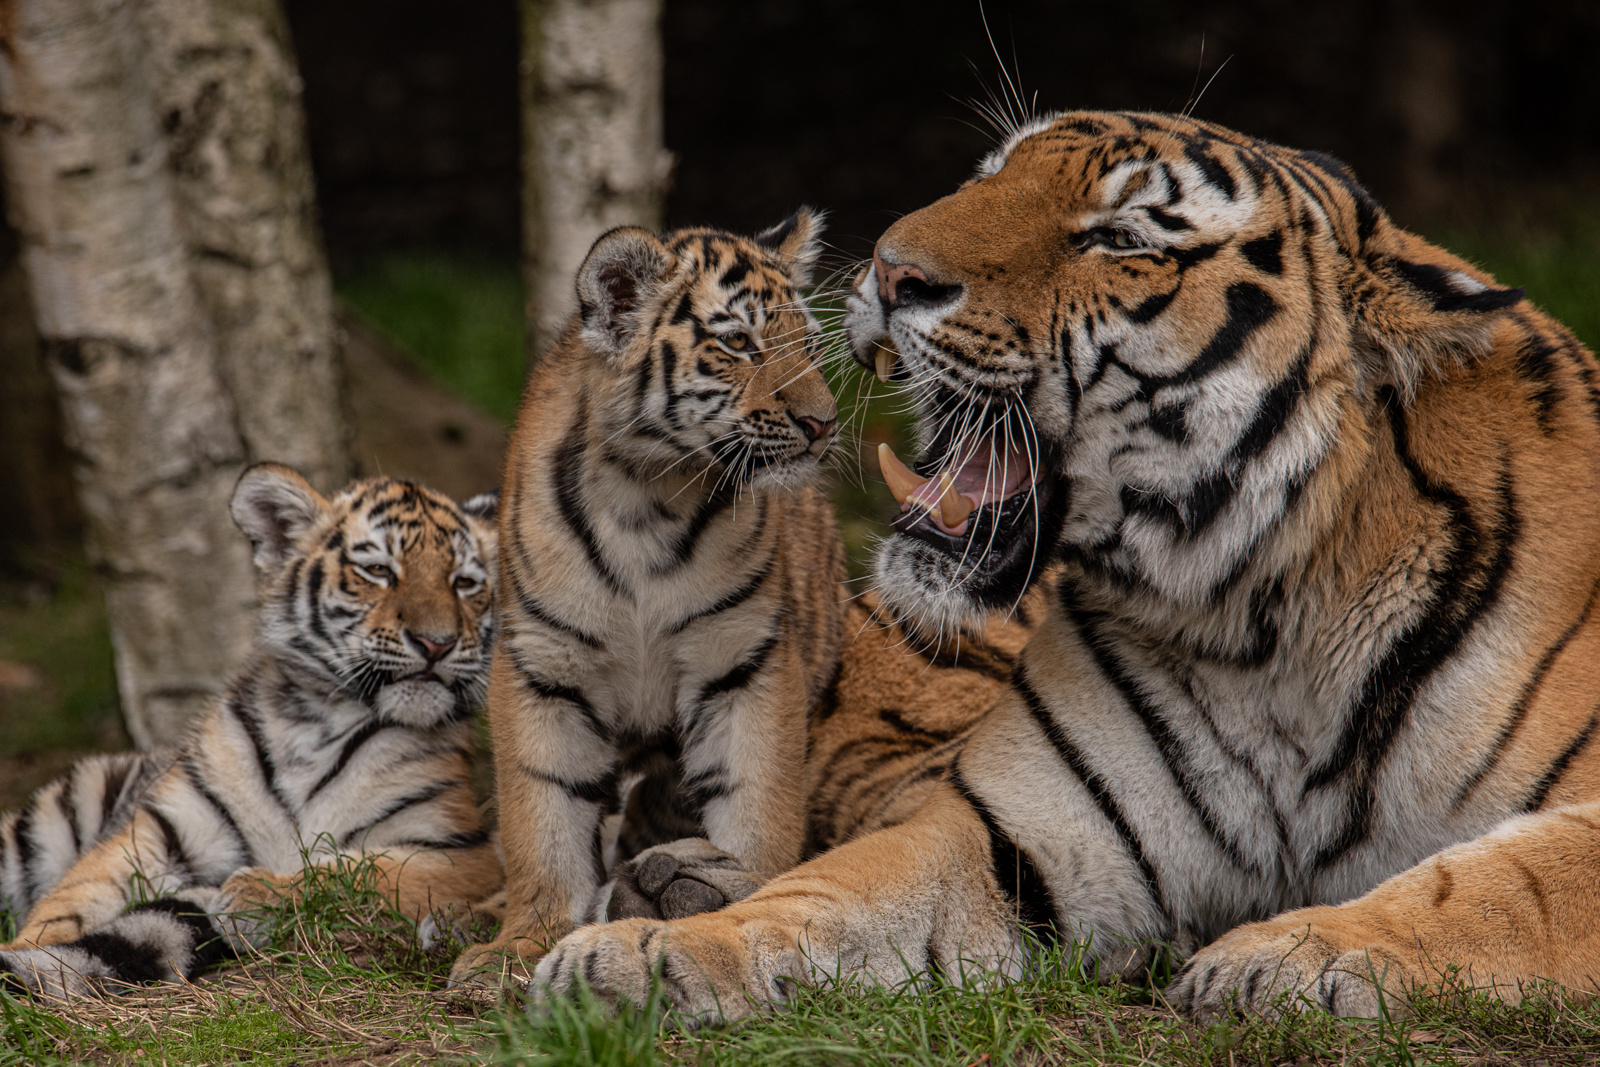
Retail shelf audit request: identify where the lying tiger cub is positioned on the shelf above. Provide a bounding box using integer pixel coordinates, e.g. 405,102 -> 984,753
450,212 -> 851,981
0,466 -> 502,997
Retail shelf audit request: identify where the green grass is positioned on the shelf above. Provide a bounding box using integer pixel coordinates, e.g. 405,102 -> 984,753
338,251 -> 529,423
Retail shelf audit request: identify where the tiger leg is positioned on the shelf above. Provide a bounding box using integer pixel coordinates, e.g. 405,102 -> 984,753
450,650 -> 615,982
685,649 -> 809,882
222,842 -> 504,923
1171,801 -> 1600,1018
7,806 -> 189,949
532,784 -> 1017,1025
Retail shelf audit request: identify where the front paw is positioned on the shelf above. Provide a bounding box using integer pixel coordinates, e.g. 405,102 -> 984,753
220,866 -> 292,912
449,934 -> 545,987
595,838 -> 764,923
534,917 -> 788,1027
1169,914 -> 1416,1019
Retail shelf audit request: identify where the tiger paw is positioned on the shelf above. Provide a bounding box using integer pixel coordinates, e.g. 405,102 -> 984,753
1168,912 -> 1417,1019
220,866 -> 294,912
448,934 -> 545,988
532,915 -> 801,1026
594,838 -> 764,923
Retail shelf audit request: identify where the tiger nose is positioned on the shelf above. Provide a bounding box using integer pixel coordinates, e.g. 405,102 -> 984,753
873,249 -> 961,310
406,630 -> 457,664
794,415 -> 836,444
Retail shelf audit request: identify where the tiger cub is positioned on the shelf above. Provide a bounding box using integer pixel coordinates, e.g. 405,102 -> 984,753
0,465 -> 502,997
450,211 -> 848,980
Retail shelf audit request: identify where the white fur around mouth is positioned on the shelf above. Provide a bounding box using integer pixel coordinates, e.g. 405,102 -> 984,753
377,677 -> 454,725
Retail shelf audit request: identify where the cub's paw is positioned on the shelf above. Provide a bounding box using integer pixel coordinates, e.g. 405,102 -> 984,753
1169,915 -> 1415,1019
448,934 -> 545,988
419,891 -> 506,951
533,917 -> 796,1027
220,866 -> 294,912
593,838 -> 764,923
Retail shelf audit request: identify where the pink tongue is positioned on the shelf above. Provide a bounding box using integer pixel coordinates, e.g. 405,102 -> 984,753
905,440 -> 1034,513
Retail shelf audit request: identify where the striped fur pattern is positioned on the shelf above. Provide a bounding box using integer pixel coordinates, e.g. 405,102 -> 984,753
527,111 -> 1600,1023
450,213 -> 850,981
0,465 -> 503,996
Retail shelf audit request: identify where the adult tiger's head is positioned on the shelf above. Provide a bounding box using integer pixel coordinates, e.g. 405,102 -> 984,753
229,464 -> 500,726
569,209 -> 837,490
846,110 -> 1524,637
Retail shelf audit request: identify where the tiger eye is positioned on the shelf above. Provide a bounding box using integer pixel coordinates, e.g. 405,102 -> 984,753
722,332 -> 750,351
1113,230 -> 1137,249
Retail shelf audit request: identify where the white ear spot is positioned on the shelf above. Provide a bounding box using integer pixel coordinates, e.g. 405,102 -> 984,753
1445,270 -> 1487,295
230,464 -> 329,575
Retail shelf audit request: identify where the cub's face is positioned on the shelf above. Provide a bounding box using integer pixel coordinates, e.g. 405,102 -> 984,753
231,465 -> 500,726
576,210 -> 838,491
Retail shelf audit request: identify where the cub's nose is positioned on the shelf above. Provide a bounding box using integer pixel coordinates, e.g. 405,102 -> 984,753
873,249 -> 962,310
406,630 -> 457,664
794,415 -> 836,444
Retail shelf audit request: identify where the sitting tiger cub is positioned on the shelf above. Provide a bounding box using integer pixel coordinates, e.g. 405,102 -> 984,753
451,211 -> 849,980
0,465 -> 503,997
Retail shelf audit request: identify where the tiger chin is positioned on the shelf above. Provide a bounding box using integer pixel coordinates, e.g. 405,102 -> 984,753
526,110 -> 1600,1026
0,465 -> 503,999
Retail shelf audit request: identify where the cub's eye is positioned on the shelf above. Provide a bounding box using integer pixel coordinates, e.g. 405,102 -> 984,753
453,575 -> 482,594
1112,229 -> 1139,249
358,563 -> 394,585
719,331 -> 752,353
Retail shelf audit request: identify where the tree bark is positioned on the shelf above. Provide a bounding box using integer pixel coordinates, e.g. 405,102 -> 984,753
520,0 -> 672,362
0,0 -> 348,747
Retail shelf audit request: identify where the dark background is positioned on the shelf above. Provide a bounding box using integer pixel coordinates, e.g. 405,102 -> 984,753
284,0 -> 1600,266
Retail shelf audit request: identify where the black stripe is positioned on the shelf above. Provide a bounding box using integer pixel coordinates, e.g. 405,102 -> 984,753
552,402 -> 630,599
1012,669 -> 1169,927
178,755 -> 257,869
227,695 -> 294,814
1453,576 -> 1600,810
146,806 -> 192,876
1183,140 -> 1236,199
656,487 -> 735,573
340,781 -> 453,847
1140,281 -> 1277,394
1522,712 -> 1599,813
523,766 -> 619,805
697,632 -> 780,705
390,827 -> 492,850
516,589 -> 604,649
1239,232 -> 1284,275
74,929 -> 168,984
511,654 -> 607,739
56,782 -> 80,855
667,554 -> 774,634
305,720 -> 389,801
948,762 -> 1058,945
1063,593 -> 1254,872
99,758 -> 133,830
1306,391 -> 1519,870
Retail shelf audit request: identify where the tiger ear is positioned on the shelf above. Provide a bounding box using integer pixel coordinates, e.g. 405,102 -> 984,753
756,206 -> 825,289
230,463 -> 331,575
1352,226 -> 1523,398
576,227 -> 674,358
460,488 -> 499,525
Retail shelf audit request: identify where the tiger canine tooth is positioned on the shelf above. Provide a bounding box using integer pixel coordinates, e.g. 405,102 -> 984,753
877,442 -> 927,505
873,346 -> 896,383
936,474 -> 973,528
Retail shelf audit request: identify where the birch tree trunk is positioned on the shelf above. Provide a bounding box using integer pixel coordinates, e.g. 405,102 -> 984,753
0,0 -> 348,747
521,0 -> 673,361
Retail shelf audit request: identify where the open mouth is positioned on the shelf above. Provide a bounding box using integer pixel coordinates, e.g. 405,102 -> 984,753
876,431 -> 1066,593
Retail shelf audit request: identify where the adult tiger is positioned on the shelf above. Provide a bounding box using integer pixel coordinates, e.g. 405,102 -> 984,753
449,213 -> 851,982
529,111 -> 1600,1021
0,466 -> 502,997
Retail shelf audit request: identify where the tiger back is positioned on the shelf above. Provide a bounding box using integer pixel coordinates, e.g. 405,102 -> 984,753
451,211 -> 849,980
0,466 -> 502,997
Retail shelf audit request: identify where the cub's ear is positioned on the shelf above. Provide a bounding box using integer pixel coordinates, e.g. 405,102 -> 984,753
756,206 -> 825,289
576,227 -> 674,358
460,488 -> 500,525
230,463 -> 330,575
1353,227 -> 1523,398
